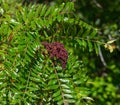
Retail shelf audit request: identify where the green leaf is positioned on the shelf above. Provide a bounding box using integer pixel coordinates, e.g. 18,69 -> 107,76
94,43 -> 99,55
90,30 -> 97,38
48,79 -> 58,85
14,83 -> 25,89
53,90 -> 61,98
30,77 -> 42,82
63,89 -> 72,94
49,74 -> 57,79
26,91 -> 38,98
59,79 -> 70,83
87,41 -> 93,52
66,99 -> 76,103
40,5 -> 47,16
48,85 -> 59,90
64,94 -> 73,98
54,95 -> 62,101
61,84 -> 70,89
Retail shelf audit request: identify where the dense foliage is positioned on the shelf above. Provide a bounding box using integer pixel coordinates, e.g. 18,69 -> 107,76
0,0 -> 120,105
0,1 -> 99,104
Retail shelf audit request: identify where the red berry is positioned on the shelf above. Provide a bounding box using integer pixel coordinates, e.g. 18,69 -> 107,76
41,42 -> 68,69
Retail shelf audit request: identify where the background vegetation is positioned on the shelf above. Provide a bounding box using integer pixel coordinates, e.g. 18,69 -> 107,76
0,0 -> 120,105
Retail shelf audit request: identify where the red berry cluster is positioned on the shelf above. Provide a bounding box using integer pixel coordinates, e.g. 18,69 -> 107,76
41,42 -> 68,69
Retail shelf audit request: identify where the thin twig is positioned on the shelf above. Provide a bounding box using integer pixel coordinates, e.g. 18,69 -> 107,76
98,45 -> 107,67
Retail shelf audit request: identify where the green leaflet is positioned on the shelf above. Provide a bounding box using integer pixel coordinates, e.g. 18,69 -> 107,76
52,90 -> 61,98
47,85 -> 59,90
63,89 -> 73,94
87,41 -> 93,52
61,84 -> 70,89
40,5 -> 47,17
53,95 -> 62,101
64,94 -> 73,98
